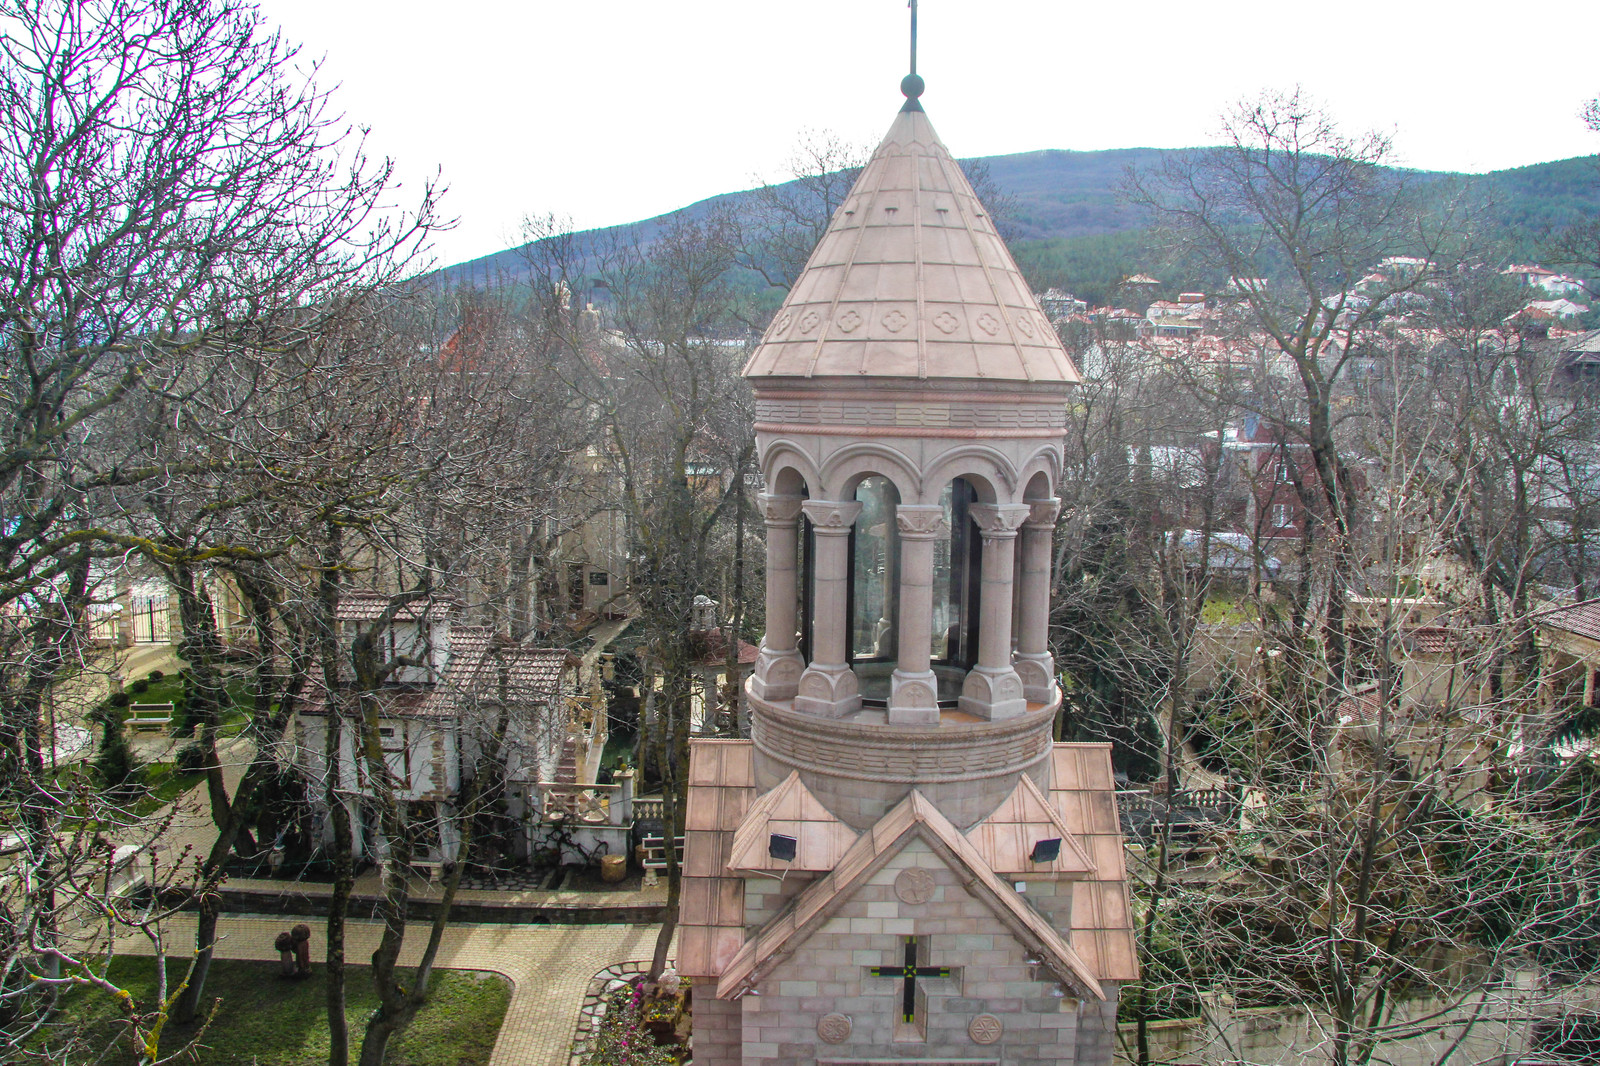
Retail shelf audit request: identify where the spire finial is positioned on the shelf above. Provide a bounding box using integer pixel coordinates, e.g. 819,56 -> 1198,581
900,0 -> 924,110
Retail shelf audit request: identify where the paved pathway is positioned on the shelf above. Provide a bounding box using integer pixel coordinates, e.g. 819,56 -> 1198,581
117,912 -> 672,1066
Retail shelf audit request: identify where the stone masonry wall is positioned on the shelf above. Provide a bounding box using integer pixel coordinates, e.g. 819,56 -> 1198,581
738,838 -> 1114,1066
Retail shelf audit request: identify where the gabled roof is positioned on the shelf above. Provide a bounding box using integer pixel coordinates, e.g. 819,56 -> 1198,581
742,105 -> 1078,386
727,771 -> 859,873
715,789 -> 1106,1002
335,589 -> 463,623
964,774 -> 1095,876
1534,597 -> 1600,645
423,629 -> 576,716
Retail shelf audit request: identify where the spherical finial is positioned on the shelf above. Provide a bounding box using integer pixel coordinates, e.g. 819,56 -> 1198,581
901,73 -> 924,101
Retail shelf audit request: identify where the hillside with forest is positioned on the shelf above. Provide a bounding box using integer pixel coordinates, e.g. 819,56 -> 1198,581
434,148 -> 1600,308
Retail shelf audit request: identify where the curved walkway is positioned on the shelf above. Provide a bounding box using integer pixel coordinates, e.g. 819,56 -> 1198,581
117,913 -> 669,1066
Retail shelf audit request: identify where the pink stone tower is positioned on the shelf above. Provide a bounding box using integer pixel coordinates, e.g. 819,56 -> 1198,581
679,68 -> 1136,1066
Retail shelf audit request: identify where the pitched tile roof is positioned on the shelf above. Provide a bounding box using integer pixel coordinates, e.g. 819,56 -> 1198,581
677,741 -> 756,980
727,771 -> 860,873
1535,597 -> 1600,644
1048,744 -> 1140,982
715,788 -> 1108,1001
422,629 -> 575,717
742,106 -> 1079,385
964,774 -> 1095,876
334,589 -> 463,622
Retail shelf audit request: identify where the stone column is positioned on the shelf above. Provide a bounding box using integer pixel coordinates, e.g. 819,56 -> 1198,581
750,494 -> 805,701
794,500 -> 863,718
959,503 -> 1031,720
888,504 -> 948,726
1014,497 -> 1061,705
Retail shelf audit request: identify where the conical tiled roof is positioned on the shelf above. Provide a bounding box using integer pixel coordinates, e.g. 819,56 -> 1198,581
743,106 -> 1079,385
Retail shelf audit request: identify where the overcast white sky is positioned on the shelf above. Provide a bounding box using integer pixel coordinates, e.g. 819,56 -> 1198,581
253,0 -> 1600,269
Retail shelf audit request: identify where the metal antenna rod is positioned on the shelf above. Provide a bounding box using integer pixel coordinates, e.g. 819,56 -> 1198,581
908,0 -> 918,77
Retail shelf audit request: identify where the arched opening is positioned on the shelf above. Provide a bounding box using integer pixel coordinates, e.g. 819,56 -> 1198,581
846,476 -> 900,703
929,477 -> 982,703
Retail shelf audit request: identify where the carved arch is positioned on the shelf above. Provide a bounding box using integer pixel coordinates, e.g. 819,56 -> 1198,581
819,442 -> 920,502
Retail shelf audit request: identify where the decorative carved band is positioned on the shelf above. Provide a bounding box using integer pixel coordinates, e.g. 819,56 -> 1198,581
1024,497 -> 1062,530
968,503 -> 1032,536
801,499 -> 863,531
758,493 -> 805,525
894,505 -> 949,539
754,398 -> 1065,432
749,697 -> 1054,785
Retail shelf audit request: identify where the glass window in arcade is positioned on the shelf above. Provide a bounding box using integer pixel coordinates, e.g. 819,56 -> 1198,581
801,476 -> 982,706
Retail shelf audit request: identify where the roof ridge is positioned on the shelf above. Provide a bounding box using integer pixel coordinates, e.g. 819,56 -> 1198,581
715,788 -> 1105,1002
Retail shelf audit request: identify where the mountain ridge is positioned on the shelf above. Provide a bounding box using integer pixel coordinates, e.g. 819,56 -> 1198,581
432,148 -> 1600,301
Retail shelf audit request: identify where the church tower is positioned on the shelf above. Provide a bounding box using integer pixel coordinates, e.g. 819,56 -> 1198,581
678,47 -> 1137,1066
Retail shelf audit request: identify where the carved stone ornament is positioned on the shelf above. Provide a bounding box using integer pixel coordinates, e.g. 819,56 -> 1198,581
894,866 -> 937,905
1025,497 -> 1062,529
969,1013 -> 1003,1044
798,310 -> 822,334
895,505 -> 949,539
817,1013 -> 853,1044
837,309 -> 863,333
932,310 -> 959,334
975,311 -> 1001,336
801,500 -> 862,530
772,311 -> 793,336
882,309 -> 909,333
758,493 -> 805,525
968,503 -> 1032,535
1014,313 -> 1036,338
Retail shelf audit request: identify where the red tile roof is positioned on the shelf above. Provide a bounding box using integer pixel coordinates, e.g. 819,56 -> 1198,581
334,589 -> 463,622
1535,598 -> 1600,644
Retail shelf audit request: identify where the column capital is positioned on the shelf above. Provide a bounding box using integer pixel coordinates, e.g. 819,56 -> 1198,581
968,503 -> 1031,537
757,492 -> 805,525
1023,497 -> 1062,530
801,499 -> 862,533
894,504 -> 948,540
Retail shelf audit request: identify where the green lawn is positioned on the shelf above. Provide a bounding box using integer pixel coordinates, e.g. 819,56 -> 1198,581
33,956 -> 510,1066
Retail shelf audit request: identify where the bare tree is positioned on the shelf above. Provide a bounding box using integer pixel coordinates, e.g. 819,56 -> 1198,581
0,0 -> 434,1050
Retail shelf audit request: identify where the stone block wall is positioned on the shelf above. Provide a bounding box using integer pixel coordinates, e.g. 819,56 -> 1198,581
736,838 -> 1113,1066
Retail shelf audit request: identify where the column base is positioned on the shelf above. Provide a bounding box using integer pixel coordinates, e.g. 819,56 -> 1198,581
794,662 -> 862,718
1014,652 -> 1057,705
959,665 -> 1028,721
887,669 -> 940,726
749,647 -> 804,702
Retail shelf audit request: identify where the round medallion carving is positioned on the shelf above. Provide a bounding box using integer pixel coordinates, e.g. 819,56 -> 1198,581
932,310 -> 959,334
798,310 -> 821,334
772,311 -> 792,335
1014,313 -> 1036,338
881,309 -> 909,333
837,309 -> 863,333
969,1013 -> 1003,1044
975,311 -> 1001,336
817,1013 -> 852,1043
894,866 -> 936,905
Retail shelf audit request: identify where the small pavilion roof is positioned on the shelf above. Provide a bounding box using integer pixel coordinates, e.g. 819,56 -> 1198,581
742,105 -> 1079,386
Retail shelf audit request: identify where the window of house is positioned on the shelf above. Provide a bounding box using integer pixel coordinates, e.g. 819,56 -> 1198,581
1272,503 -> 1293,529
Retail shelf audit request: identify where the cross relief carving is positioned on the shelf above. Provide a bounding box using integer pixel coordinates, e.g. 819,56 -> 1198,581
866,935 -> 962,1041
894,505 -> 948,539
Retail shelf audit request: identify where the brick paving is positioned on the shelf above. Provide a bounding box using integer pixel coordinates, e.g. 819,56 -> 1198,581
116,913 -> 673,1066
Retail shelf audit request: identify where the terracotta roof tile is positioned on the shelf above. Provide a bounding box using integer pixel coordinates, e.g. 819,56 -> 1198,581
1535,597 -> 1600,644
964,775 -> 1095,876
728,772 -> 860,873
